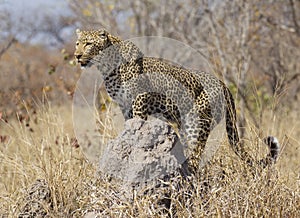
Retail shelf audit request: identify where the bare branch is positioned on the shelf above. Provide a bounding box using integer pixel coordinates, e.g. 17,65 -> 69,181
0,37 -> 17,60
289,0 -> 300,36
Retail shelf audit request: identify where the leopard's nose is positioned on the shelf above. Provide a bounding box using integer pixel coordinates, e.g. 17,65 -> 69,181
75,54 -> 82,60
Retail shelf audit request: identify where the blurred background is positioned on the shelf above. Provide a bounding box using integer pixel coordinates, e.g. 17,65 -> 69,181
0,0 -> 299,148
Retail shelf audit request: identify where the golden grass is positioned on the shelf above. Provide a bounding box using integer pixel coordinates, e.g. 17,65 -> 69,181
0,103 -> 299,217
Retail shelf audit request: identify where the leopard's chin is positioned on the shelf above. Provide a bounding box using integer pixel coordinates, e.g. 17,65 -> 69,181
79,60 -> 92,69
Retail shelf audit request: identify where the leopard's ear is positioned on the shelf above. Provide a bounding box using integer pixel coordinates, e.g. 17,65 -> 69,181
76,29 -> 82,37
106,32 -> 122,44
99,29 -> 108,39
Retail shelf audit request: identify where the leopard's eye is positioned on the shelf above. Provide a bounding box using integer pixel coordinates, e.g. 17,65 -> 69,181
100,33 -> 106,38
76,42 -> 79,46
85,42 -> 93,46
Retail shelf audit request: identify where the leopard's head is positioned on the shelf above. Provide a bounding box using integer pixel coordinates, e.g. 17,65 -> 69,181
74,29 -> 120,68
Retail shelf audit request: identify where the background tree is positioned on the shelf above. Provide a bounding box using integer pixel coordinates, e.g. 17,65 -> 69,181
69,0 -> 300,138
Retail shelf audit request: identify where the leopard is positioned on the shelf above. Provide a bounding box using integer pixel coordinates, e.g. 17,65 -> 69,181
74,29 -> 279,173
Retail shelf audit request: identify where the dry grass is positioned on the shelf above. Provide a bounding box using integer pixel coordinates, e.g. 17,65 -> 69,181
0,103 -> 299,217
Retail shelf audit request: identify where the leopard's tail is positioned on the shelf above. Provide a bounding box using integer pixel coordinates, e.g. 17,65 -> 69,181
223,87 -> 242,156
223,87 -> 280,166
260,136 -> 280,166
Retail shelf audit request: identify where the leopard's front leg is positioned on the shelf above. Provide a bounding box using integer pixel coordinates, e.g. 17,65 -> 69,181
132,92 -> 181,125
132,92 -> 151,120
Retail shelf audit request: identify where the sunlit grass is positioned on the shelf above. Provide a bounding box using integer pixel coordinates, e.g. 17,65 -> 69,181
0,103 -> 299,217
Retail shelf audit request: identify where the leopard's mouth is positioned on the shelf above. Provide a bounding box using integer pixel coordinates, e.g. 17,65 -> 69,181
77,57 -> 92,68
79,61 -> 88,67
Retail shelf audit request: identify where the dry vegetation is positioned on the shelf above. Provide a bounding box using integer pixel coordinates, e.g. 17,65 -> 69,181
0,104 -> 299,217
0,0 -> 300,217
